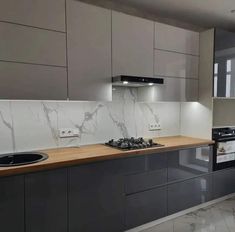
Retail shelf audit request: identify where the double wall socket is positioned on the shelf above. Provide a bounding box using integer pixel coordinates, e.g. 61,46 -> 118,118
148,123 -> 161,131
59,128 -> 79,138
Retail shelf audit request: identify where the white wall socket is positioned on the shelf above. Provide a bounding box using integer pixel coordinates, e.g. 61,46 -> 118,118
148,123 -> 161,131
59,128 -> 79,138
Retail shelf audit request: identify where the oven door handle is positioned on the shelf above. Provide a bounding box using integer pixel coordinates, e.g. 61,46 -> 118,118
215,137 -> 235,142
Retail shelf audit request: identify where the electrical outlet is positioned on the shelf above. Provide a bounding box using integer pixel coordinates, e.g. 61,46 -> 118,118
148,123 -> 161,131
59,128 -> 79,138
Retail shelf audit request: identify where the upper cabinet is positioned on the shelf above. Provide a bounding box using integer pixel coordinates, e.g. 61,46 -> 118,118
0,0 -> 67,100
155,22 -> 199,55
0,22 -> 66,66
0,0 -> 200,102
145,22 -> 200,102
214,29 -> 235,98
112,12 -> 154,77
0,0 -> 66,32
67,1 -> 112,101
154,50 -> 199,79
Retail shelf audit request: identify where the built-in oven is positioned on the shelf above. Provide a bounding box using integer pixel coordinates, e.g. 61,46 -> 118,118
212,127 -> 235,171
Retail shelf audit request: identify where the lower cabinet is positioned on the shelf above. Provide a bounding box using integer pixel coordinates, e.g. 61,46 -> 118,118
212,168 -> 235,199
68,162 -> 125,232
25,169 -> 68,232
167,147 -> 212,183
125,186 -> 167,229
168,174 -> 212,215
0,175 -> 24,232
2,147 -> 235,232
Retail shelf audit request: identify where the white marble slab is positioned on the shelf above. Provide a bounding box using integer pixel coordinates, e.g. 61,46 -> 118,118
0,87 -> 181,153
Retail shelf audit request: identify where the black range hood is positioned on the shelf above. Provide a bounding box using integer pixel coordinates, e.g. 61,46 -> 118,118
112,75 -> 164,87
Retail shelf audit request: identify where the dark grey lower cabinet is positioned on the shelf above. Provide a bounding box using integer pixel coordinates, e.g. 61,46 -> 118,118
69,163 -> 125,232
125,186 -> 167,229
25,169 -> 68,232
168,174 -> 212,215
212,168 -> 235,199
0,175 -> 24,232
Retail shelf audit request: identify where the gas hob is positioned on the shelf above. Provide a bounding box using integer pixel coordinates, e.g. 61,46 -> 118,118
105,137 -> 164,151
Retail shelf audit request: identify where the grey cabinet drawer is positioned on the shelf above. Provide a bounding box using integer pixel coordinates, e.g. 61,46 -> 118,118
125,186 -> 167,229
125,169 -> 167,194
148,152 -> 167,170
168,174 -> 212,215
0,175 -> 24,232
125,153 -> 167,194
0,0 -> 65,31
212,168 -> 235,199
168,146 -> 212,183
0,22 -> 66,66
0,62 -> 67,100
80,156 -> 146,176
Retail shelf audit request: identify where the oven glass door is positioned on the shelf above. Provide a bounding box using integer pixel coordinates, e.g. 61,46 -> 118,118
217,140 -> 235,163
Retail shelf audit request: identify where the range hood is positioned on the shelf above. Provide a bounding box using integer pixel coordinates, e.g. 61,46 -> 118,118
112,75 -> 164,87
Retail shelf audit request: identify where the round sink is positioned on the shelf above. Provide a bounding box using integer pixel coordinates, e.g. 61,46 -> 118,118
0,152 -> 48,167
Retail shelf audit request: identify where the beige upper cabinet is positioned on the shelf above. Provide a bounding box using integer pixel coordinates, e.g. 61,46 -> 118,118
67,1 -> 112,101
138,78 -> 198,102
155,22 -> 199,55
0,0 -> 66,31
149,22 -> 199,102
112,12 -> 154,77
154,50 -> 199,79
0,22 -> 66,66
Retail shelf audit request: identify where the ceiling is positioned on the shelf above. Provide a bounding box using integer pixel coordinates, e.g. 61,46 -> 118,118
109,0 -> 235,31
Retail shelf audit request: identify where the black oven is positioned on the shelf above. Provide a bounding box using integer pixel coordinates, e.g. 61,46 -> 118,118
212,127 -> 235,171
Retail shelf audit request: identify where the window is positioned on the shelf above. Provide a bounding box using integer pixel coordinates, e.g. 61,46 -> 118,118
214,63 -> 218,97
226,60 -> 231,97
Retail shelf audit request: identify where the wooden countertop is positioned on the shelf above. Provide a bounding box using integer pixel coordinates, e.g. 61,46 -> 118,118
0,136 -> 214,177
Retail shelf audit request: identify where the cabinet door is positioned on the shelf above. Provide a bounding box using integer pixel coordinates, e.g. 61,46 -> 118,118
0,22 -> 66,66
112,11 -> 154,77
0,62 -> 67,100
125,186 -> 167,229
154,50 -> 199,79
0,0 -> 65,31
25,169 -> 67,232
69,162 -> 125,232
168,146 -> 212,183
155,22 -> 199,55
67,1 -> 112,101
0,175 -> 24,232
137,77 -> 198,102
168,174 -> 212,215
212,168 -> 235,199
125,153 -> 167,194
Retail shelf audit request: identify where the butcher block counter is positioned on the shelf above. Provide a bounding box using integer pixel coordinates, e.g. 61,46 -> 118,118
0,136 -> 214,177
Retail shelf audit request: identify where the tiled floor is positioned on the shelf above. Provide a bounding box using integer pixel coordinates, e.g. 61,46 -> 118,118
141,197 -> 235,232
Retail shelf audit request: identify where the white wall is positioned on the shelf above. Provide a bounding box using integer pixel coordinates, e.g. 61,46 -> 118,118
180,102 -> 212,139
213,99 -> 235,127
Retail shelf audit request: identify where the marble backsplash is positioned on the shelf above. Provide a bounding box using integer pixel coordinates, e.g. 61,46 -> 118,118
0,87 -> 180,154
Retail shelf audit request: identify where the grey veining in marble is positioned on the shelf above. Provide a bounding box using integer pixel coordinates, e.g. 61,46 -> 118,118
0,87 -> 180,153
0,101 -> 15,153
140,197 -> 235,232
